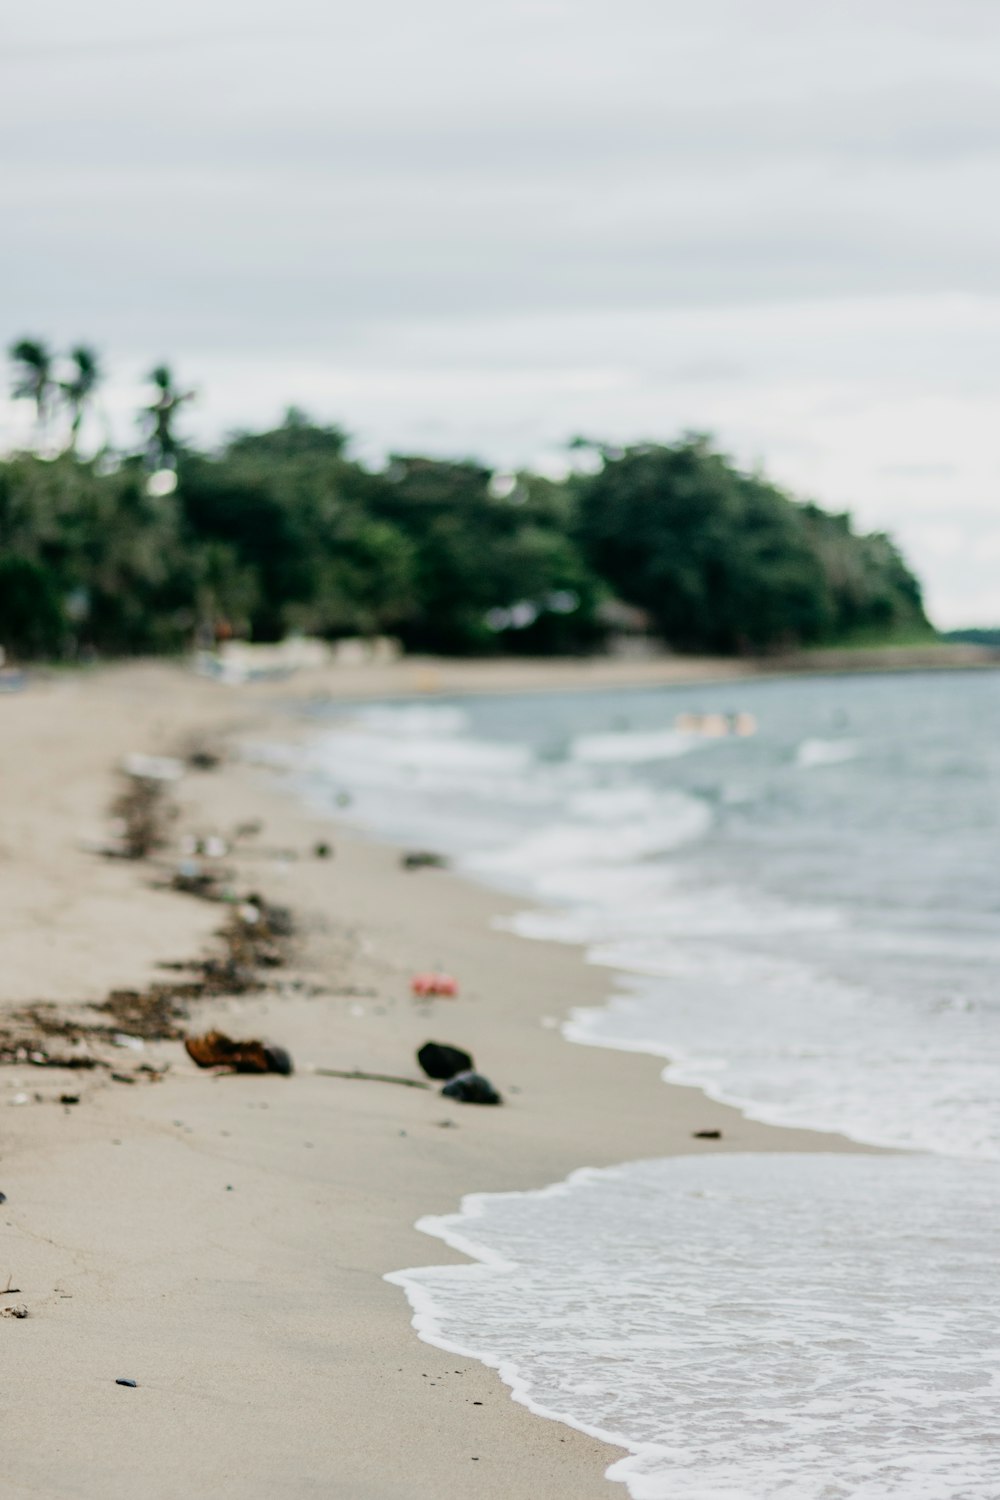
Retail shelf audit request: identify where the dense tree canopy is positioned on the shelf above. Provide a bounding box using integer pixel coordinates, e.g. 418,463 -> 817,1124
1,348 -> 932,660
572,437 -> 929,654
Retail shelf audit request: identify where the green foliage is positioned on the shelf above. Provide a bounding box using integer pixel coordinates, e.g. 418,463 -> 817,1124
60,346 -> 102,451
141,365 -> 195,467
9,338 -> 57,439
0,555 -> 65,656
943,627 -> 1000,647
0,352 -> 931,662
0,454 -> 184,655
367,456 -> 605,654
574,437 -> 929,654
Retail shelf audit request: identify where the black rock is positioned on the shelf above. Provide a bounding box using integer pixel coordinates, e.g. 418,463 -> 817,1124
314,841 -> 333,859
440,1070 -> 502,1106
0,1191 -> 6,1204
418,1042 -> 474,1081
692,1129 -> 722,1140
402,850 -> 448,871
262,1044 -> 294,1077
116,1378 -> 138,1388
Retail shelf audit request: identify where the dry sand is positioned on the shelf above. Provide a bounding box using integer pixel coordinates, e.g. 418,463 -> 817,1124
0,660 -> 872,1500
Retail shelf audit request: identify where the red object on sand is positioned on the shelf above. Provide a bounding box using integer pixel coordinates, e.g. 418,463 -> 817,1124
411,972 -> 459,997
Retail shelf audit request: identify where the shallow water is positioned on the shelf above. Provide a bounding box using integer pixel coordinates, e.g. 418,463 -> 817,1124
268,669 -> 1000,1497
282,669 -> 1000,1158
390,1154 -> 1000,1500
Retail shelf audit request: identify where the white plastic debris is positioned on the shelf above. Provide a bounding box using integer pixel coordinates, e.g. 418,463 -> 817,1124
121,753 -> 184,783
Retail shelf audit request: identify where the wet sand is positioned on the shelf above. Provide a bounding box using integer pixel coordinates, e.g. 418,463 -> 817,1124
0,661 -> 874,1499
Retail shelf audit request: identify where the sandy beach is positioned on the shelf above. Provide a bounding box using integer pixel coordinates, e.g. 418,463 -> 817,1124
1,659 -> 878,1500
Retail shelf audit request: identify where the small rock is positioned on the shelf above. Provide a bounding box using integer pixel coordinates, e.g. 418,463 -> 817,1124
1,1304 -> 28,1319
116,1377 -> 138,1387
402,850 -> 448,871
418,1042 -> 474,1081
313,841 -> 333,859
692,1129 -> 722,1140
441,1071 -> 502,1106
187,748 -> 221,771
263,1044 -> 293,1076
59,1094 -> 80,1106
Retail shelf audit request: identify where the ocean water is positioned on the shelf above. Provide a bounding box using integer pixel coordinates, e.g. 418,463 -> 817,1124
271,669 -> 1000,1496
389,1154 -> 1000,1500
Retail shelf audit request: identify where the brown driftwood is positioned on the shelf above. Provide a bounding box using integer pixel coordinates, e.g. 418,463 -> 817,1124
314,1068 -> 430,1090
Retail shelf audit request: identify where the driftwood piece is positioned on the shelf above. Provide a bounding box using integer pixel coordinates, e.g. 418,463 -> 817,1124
313,1068 -> 430,1090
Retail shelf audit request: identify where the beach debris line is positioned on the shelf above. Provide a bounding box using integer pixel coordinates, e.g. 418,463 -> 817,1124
411,972 -> 459,997
170,858 -> 231,900
417,1042 -> 473,1080
185,1030 -> 293,1076
105,767 -> 178,859
402,851 -> 448,871
441,1070 -> 502,1106
0,887 -> 297,1080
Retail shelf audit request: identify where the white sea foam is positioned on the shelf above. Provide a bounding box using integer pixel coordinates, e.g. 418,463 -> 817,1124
562,946 -> 1000,1160
389,1153 -> 1000,1500
467,791 -> 711,886
349,703 -> 471,736
795,737 -> 860,768
571,727 -> 701,763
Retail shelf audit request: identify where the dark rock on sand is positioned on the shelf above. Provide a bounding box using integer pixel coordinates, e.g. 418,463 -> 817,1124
441,1070 -> 502,1106
262,1043 -> 294,1076
418,1042 -> 474,1081
692,1129 -> 722,1139
402,850 -> 448,871
116,1378 -> 138,1388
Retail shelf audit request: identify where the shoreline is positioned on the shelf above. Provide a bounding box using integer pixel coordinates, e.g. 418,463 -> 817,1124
216,640 -> 1000,706
2,662 -> 876,1498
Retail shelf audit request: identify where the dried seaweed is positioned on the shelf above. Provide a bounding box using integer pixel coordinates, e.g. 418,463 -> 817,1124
108,775 -> 176,859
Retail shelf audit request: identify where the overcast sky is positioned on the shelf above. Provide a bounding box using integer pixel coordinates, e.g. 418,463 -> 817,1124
3,0 -> 999,625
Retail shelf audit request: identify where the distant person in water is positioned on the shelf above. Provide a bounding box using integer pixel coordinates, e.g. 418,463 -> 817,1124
675,711 -> 757,737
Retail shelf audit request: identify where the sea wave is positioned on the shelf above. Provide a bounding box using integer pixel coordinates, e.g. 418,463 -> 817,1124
795,736 -> 860,768
389,1153 -> 1000,1500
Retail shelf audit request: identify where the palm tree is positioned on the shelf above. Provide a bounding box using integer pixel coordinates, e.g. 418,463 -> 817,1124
9,338 -> 56,441
60,345 -> 102,452
142,364 -> 195,466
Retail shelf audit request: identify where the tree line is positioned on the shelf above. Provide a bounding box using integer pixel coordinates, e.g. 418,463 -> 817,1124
0,339 -> 932,659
